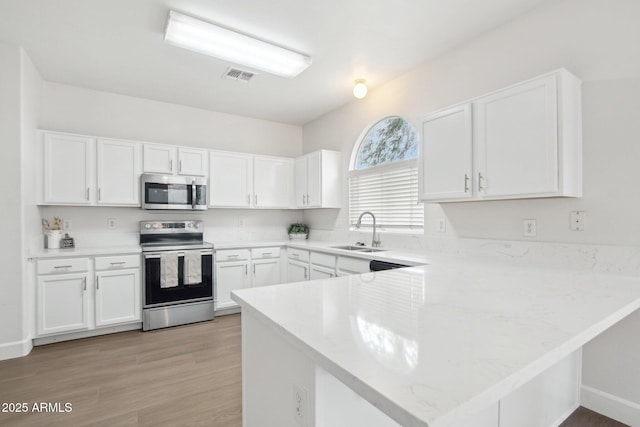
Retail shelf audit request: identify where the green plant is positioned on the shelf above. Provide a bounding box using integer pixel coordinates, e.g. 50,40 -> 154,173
288,223 -> 309,234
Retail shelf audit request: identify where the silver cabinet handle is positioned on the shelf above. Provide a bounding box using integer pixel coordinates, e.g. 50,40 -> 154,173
245,264 -> 248,275
253,264 -> 256,274
291,253 -> 300,258
83,277 -> 87,291
262,252 -> 272,257
98,187 -> 102,201
96,276 -> 100,290
86,187 -> 90,200
464,174 -> 470,193
179,160 -> 182,173
478,172 -> 485,192
254,194 -> 258,205
54,265 -> 73,269
306,194 -> 310,205
303,267 -> 308,279
302,194 -> 306,205
247,194 -> 250,205
170,159 -> 173,172
227,254 -> 239,259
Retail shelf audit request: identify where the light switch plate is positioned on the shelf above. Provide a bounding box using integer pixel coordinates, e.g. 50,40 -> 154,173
570,211 -> 585,231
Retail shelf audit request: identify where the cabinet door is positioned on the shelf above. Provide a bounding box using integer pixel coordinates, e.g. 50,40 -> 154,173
43,133 -> 94,204
209,151 -> 252,207
252,258 -> 281,287
95,269 -> 141,327
215,261 -> 249,310
476,75 -> 558,198
287,259 -> 309,283
96,139 -> 142,205
37,273 -> 89,335
306,151 -> 322,207
420,104 -> 473,201
294,156 -> 307,208
178,147 -> 208,176
253,156 -> 293,208
310,264 -> 336,280
143,143 -> 177,174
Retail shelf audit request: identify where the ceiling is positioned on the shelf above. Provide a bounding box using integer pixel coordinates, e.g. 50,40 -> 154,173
0,0 -> 554,125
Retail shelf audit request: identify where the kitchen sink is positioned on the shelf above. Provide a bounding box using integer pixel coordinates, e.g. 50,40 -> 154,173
331,245 -> 386,253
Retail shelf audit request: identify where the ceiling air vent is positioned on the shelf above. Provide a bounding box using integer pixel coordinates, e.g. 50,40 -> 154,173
223,67 -> 255,83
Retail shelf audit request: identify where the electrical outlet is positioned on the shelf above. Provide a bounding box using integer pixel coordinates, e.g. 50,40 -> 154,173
523,219 -> 537,237
570,211 -> 585,231
107,218 -> 117,230
437,218 -> 447,233
62,219 -> 72,230
293,384 -> 307,426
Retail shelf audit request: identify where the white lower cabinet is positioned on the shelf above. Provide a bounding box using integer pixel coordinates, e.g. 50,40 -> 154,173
251,247 -> 281,287
95,269 -> 141,327
337,256 -> 371,275
310,264 -> 335,280
37,272 -> 89,336
286,259 -> 309,282
36,254 -> 141,338
215,259 -> 249,311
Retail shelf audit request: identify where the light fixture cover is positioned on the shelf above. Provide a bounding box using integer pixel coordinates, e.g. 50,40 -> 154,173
353,79 -> 368,99
164,11 -> 312,78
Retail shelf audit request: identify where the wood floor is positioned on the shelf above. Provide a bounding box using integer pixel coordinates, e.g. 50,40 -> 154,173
0,313 -> 629,427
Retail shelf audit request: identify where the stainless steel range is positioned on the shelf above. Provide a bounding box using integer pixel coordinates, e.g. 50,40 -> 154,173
140,220 -> 214,331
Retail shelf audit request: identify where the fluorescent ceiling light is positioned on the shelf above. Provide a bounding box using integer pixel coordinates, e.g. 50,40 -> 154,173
164,11 -> 312,78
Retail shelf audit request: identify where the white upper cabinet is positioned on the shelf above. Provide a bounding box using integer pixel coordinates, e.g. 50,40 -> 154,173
41,132 -> 141,207
419,69 -> 582,203
295,150 -> 341,208
143,144 -> 207,177
420,104 -> 473,201
96,139 -> 142,206
253,156 -> 293,208
177,147 -> 208,176
43,133 -> 94,205
143,143 -> 176,175
209,151 -> 253,208
476,75 -> 559,198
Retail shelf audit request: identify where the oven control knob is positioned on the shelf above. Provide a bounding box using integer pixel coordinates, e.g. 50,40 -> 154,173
195,223 -> 201,229
152,223 -> 160,229
144,223 -> 151,229
187,223 -> 193,228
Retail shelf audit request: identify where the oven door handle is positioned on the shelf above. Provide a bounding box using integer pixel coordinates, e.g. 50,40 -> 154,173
144,250 -> 213,259
192,180 -> 196,209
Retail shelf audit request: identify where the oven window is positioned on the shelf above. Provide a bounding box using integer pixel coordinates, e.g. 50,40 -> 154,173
146,183 -> 192,205
145,254 -> 213,306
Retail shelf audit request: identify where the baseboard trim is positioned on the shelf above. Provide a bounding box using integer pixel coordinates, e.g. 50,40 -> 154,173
0,336 -> 33,361
581,385 -> 640,426
33,323 -> 142,346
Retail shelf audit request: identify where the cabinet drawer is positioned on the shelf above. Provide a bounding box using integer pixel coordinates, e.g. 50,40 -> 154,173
37,258 -> 90,275
337,256 -> 371,274
251,247 -> 281,259
217,249 -> 250,262
310,252 -> 336,269
95,254 -> 141,271
288,248 -> 309,262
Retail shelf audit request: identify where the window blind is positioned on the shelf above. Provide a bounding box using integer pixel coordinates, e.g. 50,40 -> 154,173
349,160 -> 424,230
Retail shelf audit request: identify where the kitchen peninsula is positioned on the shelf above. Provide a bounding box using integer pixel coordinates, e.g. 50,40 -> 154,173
232,257 -> 640,427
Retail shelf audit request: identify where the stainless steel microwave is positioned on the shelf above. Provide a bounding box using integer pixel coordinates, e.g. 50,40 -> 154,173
141,174 -> 207,210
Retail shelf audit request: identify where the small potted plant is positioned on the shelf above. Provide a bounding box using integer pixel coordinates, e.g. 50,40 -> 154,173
42,217 -> 63,249
288,223 -> 309,240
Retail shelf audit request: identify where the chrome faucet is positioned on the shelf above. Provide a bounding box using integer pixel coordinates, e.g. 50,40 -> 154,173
356,211 -> 381,247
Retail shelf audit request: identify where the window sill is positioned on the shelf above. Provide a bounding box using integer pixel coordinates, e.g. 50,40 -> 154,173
349,227 -> 424,235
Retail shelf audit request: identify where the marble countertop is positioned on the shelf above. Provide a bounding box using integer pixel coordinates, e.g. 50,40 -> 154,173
214,239 -> 430,266
29,245 -> 142,259
232,258 -> 640,427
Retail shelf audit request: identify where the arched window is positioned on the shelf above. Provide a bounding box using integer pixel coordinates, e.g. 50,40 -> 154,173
349,116 -> 423,231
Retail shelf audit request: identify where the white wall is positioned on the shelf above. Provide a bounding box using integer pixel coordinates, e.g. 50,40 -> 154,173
0,42 -> 23,357
301,0 -> 640,422
302,0 -> 640,246
40,82 -> 302,157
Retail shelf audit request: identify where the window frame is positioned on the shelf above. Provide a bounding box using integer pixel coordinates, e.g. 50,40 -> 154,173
348,116 -> 424,233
